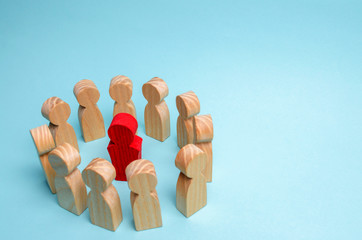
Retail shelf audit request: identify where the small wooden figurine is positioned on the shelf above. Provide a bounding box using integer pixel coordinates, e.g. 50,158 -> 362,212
126,159 -> 162,231
176,91 -> 200,148
107,113 -> 142,181
41,96 -> 79,151
142,77 -> 170,142
48,143 -> 87,215
175,144 -> 207,218
82,158 -> 123,231
73,79 -> 105,142
30,124 -> 57,193
109,75 -> 137,119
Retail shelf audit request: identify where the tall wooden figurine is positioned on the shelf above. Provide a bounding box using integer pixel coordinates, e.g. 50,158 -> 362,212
126,159 -> 162,231
73,79 -> 105,142
48,143 -> 87,215
82,158 -> 123,231
175,144 -> 207,217
109,75 -> 137,119
176,91 -> 200,148
142,77 -> 170,142
41,96 -> 79,150
30,124 -> 57,193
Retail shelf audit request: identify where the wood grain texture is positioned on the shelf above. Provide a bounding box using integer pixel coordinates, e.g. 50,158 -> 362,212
126,159 -> 162,231
82,158 -> 123,231
194,114 -> 213,143
176,116 -> 195,148
176,91 -> 200,119
82,158 -> 116,191
175,144 -> 207,218
41,97 -> 79,150
195,142 -> 213,183
176,91 -> 200,148
48,143 -> 87,215
194,115 -> 214,182
30,124 -> 57,193
176,92 -> 214,182
74,79 -> 105,142
142,77 -> 170,142
109,75 -> 137,119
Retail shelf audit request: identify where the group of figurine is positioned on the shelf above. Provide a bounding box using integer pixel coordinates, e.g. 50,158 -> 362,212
30,75 -> 214,231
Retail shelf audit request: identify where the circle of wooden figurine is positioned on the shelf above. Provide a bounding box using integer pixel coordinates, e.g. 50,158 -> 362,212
30,76 -> 214,232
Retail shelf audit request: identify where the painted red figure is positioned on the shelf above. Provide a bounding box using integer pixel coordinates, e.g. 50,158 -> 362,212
107,113 -> 142,181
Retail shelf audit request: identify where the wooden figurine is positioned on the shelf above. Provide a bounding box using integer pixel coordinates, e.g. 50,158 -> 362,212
30,124 -> 57,193
142,77 -> 170,142
41,96 -> 79,151
126,159 -> 162,231
48,143 -> 87,215
194,114 -> 214,182
176,91 -> 200,148
175,144 -> 207,218
82,158 -> 123,231
109,75 -> 137,119
73,79 -> 105,142
107,113 -> 142,181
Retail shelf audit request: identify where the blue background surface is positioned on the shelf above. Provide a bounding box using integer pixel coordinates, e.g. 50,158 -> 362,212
0,0 -> 361,239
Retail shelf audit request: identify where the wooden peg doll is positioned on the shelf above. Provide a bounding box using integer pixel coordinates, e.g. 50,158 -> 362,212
48,143 -> 87,215
82,158 -> 123,231
142,77 -> 170,142
175,144 -> 207,217
109,75 -> 137,119
126,159 -> 162,231
41,97 -> 79,150
73,79 -> 105,142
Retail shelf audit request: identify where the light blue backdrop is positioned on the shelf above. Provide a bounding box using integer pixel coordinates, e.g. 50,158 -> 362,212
0,0 -> 361,239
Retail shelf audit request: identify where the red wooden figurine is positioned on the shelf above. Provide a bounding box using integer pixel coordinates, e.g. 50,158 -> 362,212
107,113 -> 142,181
